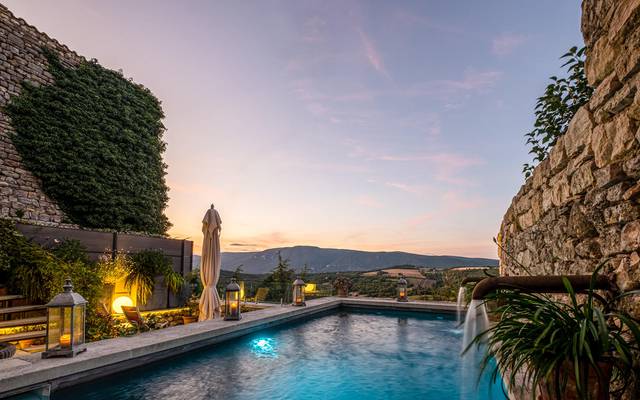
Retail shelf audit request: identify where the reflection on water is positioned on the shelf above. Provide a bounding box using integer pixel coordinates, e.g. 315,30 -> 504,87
56,309 -> 505,400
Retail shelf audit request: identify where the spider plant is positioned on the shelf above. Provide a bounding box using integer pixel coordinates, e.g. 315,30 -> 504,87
466,270 -> 640,399
126,250 -> 184,305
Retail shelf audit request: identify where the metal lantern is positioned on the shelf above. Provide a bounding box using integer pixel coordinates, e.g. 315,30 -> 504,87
42,279 -> 87,358
224,278 -> 241,321
397,274 -> 408,302
292,277 -> 306,306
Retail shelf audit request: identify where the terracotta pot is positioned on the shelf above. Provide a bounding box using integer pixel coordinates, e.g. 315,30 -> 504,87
337,288 -> 348,297
182,315 -> 198,325
538,361 -> 612,400
17,339 -> 34,350
0,287 -> 7,296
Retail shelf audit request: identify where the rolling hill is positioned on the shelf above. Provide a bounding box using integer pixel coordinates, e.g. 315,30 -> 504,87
192,245 -> 498,274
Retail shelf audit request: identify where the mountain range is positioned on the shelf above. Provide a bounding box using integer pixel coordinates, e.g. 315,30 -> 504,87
192,245 -> 498,274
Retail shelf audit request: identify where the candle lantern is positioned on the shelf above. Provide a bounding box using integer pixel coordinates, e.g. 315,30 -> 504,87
224,278 -> 241,320
292,277 -> 306,306
397,274 -> 408,302
42,279 -> 87,358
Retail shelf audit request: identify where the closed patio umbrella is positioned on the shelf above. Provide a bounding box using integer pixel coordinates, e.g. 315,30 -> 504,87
199,204 -> 222,321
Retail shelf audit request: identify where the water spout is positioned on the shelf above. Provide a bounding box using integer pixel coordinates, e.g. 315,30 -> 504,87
471,274 -> 614,300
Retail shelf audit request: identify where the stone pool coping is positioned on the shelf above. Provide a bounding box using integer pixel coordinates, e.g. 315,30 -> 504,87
0,297 -> 457,398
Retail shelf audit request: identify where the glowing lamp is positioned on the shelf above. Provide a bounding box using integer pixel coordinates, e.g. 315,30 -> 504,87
397,274 -> 408,302
292,277 -> 306,306
224,278 -> 241,321
112,295 -> 133,314
304,283 -> 316,294
42,279 -> 87,358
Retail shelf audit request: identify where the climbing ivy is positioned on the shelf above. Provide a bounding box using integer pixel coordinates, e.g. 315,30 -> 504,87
522,46 -> 593,179
5,49 -> 170,234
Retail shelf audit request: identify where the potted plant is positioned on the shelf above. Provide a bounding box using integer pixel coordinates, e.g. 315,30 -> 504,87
332,275 -> 352,297
182,294 -> 199,324
0,342 -> 16,359
466,271 -> 640,400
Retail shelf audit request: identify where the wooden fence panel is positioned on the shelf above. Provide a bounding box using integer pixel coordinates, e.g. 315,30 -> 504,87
15,223 -> 194,311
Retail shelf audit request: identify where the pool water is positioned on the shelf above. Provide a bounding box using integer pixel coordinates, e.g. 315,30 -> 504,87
55,309 -> 506,400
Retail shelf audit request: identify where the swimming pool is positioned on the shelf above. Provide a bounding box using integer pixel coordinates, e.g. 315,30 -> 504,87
54,309 -> 505,400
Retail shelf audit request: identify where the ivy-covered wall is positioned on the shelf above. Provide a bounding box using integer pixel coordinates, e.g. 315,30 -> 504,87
0,4 -> 170,234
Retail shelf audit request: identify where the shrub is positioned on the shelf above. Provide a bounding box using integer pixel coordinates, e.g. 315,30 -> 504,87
4,48 -> 170,234
0,220 -> 105,308
522,46 -> 592,178
127,249 -> 184,305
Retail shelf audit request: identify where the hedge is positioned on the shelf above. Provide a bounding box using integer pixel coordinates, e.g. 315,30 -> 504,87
5,49 -> 170,234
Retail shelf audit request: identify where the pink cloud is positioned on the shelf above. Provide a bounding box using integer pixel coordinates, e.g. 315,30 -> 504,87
441,190 -> 483,210
491,33 -> 527,56
406,213 -> 434,228
435,69 -> 503,92
354,195 -> 384,208
385,182 -> 423,194
358,29 -> 388,77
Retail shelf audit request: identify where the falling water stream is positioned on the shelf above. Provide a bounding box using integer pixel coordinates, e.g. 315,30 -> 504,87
461,299 -> 489,354
456,287 -> 466,325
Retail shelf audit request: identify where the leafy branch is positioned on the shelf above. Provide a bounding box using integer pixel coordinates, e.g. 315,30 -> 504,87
523,46 -> 592,178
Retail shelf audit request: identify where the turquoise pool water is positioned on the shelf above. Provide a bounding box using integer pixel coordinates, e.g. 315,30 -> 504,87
55,309 -> 506,400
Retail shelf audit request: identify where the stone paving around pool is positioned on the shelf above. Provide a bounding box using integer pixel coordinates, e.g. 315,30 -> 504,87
0,297 -> 457,399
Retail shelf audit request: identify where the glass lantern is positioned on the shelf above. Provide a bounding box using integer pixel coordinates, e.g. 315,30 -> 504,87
224,278 -> 241,321
292,277 -> 306,306
42,279 -> 87,358
397,274 -> 408,302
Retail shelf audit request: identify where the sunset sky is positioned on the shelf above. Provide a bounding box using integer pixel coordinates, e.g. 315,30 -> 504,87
4,1 -> 583,258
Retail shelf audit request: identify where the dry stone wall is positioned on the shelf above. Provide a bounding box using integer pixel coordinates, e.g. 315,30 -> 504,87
499,0 -> 640,319
0,3 -> 83,225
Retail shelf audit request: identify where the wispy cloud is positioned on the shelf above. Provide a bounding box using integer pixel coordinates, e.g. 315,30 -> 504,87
385,182 -> 423,194
406,213 -> 434,228
354,195 -> 384,208
432,69 -> 503,92
491,33 -> 527,56
358,29 -> 388,77
441,190 -> 484,210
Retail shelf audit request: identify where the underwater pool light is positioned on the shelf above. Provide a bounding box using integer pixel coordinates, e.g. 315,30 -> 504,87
251,337 -> 277,357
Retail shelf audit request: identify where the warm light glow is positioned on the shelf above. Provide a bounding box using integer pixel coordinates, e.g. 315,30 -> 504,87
304,283 -> 317,293
239,281 -> 245,300
60,334 -> 71,347
112,296 -> 134,314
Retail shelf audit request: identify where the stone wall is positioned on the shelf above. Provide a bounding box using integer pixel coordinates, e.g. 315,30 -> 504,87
0,3 -> 83,225
499,0 -> 640,318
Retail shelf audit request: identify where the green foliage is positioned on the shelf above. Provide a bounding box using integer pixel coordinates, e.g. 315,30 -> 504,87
523,46 -> 593,178
0,220 -> 106,309
468,271 -> 640,399
185,268 -> 203,297
260,252 -> 294,301
127,249 -> 184,305
4,49 -> 170,234
51,239 -> 90,264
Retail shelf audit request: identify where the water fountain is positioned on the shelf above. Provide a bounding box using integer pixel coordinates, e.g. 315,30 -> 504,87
460,274 -> 614,354
461,299 -> 489,353
456,286 -> 466,325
